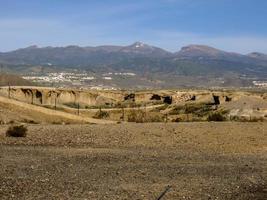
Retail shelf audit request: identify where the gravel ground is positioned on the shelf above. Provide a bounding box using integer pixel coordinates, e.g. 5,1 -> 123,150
0,122 -> 267,199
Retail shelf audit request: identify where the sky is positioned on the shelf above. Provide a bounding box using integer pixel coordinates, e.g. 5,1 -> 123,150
0,0 -> 267,53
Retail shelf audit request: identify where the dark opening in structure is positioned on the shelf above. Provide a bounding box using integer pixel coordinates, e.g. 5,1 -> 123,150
124,93 -> 135,102
150,94 -> 162,101
190,95 -> 196,101
163,96 -> 172,104
225,96 -> 232,102
35,90 -> 43,104
213,95 -> 220,105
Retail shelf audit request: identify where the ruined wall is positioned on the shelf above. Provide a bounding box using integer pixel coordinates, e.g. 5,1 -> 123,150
0,87 -> 248,108
0,87 -> 124,107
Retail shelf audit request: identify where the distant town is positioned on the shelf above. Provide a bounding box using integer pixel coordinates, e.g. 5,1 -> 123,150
22,71 -> 136,90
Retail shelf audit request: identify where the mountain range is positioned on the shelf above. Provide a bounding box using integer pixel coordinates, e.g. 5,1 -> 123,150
0,42 -> 267,79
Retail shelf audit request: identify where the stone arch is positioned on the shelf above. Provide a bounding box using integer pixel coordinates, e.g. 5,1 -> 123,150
35,90 -> 43,104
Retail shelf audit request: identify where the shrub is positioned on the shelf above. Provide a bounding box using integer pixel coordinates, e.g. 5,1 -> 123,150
6,125 -> 27,137
93,110 -> 109,119
207,112 -> 226,122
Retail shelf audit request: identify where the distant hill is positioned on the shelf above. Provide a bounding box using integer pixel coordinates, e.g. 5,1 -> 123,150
247,52 -> 267,61
0,42 -> 267,79
0,73 -> 33,86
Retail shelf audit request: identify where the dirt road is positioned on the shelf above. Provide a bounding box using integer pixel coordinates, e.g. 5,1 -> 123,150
0,122 -> 266,199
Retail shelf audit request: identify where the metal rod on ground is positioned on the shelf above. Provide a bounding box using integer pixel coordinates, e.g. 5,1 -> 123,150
156,185 -> 172,200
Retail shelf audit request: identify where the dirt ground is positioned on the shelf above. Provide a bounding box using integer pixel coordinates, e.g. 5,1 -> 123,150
0,122 -> 267,199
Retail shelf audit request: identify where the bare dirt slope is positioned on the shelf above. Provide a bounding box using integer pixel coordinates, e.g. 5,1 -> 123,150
0,122 -> 266,199
0,96 -> 115,124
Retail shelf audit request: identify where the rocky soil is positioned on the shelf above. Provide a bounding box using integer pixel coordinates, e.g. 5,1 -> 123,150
0,122 -> 267,199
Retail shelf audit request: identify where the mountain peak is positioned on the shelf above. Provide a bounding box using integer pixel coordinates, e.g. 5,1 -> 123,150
25,45 -> 39,49
113,42 -> 171,57
180,45 -> 223,53
176,44 -> 228,59
130,41 -> 148,48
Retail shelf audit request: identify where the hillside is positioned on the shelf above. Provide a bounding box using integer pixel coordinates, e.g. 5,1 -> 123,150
0,73 -> 33,86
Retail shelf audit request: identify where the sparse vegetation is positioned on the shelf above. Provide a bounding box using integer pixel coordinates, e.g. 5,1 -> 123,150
207,112 -> 227,121
230,116 -> 264,122
168,104 -> 230,122
22,119 -> 38,124
146,114 -> 165,122
63,102 -> 80,109
93,110 -> 110,119
169,103 -> 214,117
6,125 -> 27,137
169,103 -> 215,121
151,104 -> 169,112
127,110 -> 145,123
52,121 -> 64,125
127,110 -> 165,123
184,103 -> 214,117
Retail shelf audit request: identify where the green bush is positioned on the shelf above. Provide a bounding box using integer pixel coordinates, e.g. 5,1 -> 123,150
6,125 -> 27,137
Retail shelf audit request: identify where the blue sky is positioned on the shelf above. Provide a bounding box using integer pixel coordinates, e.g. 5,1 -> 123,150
0,0 -> 267,53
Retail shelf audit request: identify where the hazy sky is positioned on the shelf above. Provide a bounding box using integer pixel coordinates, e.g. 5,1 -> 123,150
0,0 -> 267,53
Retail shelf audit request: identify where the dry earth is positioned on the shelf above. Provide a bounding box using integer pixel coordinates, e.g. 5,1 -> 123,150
0,96 -> 115,124
0,122 -> 267,200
